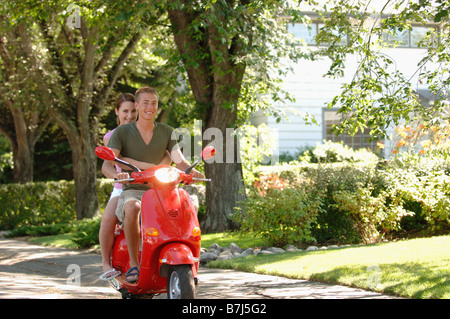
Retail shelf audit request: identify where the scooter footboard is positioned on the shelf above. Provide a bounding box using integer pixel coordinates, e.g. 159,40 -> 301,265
158,243 -> 198,278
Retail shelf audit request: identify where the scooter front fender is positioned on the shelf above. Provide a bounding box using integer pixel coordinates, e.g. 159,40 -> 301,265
158,243 -> 197,278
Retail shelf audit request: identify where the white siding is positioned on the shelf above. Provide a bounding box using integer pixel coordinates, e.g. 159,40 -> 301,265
265,47 -> 431,158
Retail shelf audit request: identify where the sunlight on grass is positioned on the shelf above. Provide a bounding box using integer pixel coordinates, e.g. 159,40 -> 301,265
28,233 -> 79,250
201,232 -> 266,249
209,235 -> 450,299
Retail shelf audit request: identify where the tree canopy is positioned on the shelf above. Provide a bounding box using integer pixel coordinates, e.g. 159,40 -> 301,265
1,0 -> 449,231
312,0 -> 450,138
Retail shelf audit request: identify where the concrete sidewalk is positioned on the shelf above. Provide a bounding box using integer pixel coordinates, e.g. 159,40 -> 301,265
0,238 -> 400,299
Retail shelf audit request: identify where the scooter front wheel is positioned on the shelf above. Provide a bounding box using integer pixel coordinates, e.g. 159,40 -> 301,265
167,265 -> 195,299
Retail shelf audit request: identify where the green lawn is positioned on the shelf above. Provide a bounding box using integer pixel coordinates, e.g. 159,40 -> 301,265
201,231 -> 266,249
29,233 -> 80,249
208,235 -> 450,299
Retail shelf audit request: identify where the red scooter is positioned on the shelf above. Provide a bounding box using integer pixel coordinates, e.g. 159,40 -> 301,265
95,145 -> 215,299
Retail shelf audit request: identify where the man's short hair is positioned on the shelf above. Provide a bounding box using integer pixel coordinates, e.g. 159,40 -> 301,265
135,87 -> 158,102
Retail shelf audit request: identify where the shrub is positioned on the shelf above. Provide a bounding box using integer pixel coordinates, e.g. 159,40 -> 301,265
0,180 -> 76,230
306,162 -> 380,244
71,216 -> 102,248
386,155 -> 450,231
245,141 -> 449,245
333,185 -> 412,243
234,177 -> 323,247
0,179 -> 114,230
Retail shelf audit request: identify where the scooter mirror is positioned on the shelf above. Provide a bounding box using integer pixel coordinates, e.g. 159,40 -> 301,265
201,146 -> 216,160
95,146 -> 116,161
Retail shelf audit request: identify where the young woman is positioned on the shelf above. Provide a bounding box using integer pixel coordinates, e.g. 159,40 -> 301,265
98,93 -> 137,280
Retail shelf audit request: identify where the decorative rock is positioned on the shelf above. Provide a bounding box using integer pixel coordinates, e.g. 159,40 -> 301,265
199,242 -> 353,265
209,243 -> 221,251
258,250 -> 275,255
267,247 -> 285,254
200,252 -> 218,264
230,243 -> 242,254
240,248 -> 254,257
217,254 -> 233,261
219,250 -> 232,257
285,245 -> 300,252
208,248 -> 221,256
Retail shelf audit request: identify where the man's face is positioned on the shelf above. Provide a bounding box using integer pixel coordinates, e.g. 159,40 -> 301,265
136,92 -> 158,121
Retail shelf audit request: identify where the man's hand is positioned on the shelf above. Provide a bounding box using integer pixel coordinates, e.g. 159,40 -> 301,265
191,169 -> 205,179
115,172 -> 131,184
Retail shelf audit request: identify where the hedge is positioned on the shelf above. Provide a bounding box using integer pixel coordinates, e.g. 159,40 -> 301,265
0,179 -> 114,230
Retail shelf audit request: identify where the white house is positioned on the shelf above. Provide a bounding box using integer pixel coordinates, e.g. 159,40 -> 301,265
257,11 -> 439,159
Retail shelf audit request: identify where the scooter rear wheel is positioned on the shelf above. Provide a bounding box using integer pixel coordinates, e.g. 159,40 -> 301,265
167,265 -> 195,299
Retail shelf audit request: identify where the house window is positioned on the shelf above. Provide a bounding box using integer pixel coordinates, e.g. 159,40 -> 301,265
287,21 -> 348,46
323,109 -> 384,154
382,25 -> 436,48
288,20 -> 435,48
410,27 -> 430,47
385,28 -> 410,47
287,23 -> 317,45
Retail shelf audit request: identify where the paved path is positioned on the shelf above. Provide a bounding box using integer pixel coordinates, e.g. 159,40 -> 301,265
0,238 -> 399,299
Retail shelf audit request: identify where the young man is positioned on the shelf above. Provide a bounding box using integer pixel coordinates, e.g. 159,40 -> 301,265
102,87 -> 204,283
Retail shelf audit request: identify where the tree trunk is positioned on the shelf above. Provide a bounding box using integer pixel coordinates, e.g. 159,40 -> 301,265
12,142 -> 34,184
1,103 -> 50,184
200,105 -> 246,233
168,1 -> 248,232
202,158 -> 245,233
9,104 -> 34,184
68,132 -> 99,220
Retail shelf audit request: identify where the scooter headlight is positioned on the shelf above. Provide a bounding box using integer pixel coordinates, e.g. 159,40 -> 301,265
155,167 -> 180,183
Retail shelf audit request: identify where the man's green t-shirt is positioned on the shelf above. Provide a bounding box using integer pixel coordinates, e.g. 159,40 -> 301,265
107,121 -> 178,191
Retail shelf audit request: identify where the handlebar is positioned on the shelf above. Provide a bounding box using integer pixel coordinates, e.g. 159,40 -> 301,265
95,146 -> 214,186
114,167 -> 210,186
114,178 -> 211,183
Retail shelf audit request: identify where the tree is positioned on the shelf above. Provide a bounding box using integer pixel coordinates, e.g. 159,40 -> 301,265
4,0 -> 159,219
0,18 -> 51,183
311,0 -> 450,138
166,0 -> 306,232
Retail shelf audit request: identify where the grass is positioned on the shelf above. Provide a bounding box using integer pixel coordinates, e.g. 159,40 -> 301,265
208,235 -> 450,299
201,231 -> 267,249
28,233 -> 81,250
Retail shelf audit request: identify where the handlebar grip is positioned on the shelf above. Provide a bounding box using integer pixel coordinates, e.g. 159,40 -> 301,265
191,178 -> 212,182
114,178 -> 136,183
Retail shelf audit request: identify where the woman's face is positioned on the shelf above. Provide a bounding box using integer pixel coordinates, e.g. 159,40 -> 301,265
115,101 -> 137,125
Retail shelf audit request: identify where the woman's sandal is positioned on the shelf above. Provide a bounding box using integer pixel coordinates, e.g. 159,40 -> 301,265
126,267 -> 140,283
99,268 -> 121,281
